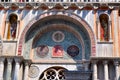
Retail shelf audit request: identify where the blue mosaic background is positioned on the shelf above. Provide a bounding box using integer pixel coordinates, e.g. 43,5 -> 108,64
24,18 -> 91,60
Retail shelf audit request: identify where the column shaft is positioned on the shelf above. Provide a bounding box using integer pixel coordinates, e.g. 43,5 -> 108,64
6,59 -> 13,80
98,21 -> 101,41
14,62 -> 20,80
103,61 -> 109,80
114,61 -> 119,80
4,21 -> 9,40
24,63 -> 29,80
93,61 -> 97,80
0,58 -> 5,80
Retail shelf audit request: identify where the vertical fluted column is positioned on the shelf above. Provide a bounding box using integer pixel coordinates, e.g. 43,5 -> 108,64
24,61 -> 30,80
14,58 -> 21,80
6,58 -> 13,80
103,61 -> 109,80
92,61 -> 98,80
0,58 -> 5,80
114,61 -> 119,80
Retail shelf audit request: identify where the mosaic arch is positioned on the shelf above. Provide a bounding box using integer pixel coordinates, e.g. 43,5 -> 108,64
18,11 -> 96,57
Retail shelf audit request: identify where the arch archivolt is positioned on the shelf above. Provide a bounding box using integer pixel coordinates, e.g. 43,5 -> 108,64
18,11 -> 96,56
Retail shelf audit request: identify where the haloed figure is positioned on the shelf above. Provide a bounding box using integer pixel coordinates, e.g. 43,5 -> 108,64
99,14 -> 109,41
7,14 -> 17,39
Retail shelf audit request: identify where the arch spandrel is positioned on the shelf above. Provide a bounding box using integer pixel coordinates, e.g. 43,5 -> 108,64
18,11 -> 96,59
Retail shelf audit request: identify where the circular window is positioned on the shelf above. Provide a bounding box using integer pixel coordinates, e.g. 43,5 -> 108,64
67,45 -> 79,57
36,45 -> 49,58
52,31 -> 65,42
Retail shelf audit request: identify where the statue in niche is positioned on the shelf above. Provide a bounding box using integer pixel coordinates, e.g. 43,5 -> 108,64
7,14 -> 17,39
100,14 -> 109,41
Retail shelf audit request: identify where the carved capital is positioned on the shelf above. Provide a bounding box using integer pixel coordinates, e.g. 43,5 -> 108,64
24,60 -> 31,66
114,61 -> 119,66
0,57 -> 5,64
103,60 -> 108,65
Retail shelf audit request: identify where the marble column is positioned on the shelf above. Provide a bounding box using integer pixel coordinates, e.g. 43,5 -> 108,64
114,61 -> 119,80
24,61 -> 30,80
92,61 -> 98,80
103,61 -> 109,80
6,58 -> 13,80
0,58 -> 5,80
14,58 -> 21,80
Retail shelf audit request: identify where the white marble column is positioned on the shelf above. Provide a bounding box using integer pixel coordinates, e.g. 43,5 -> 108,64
0,58 -> 5,80
114,61 -> 119,80
92,61 -> 98,80
103,61 -> 109,80
6,58 -> 13,80
14,58 -> 21,80
24,61 -> 30,80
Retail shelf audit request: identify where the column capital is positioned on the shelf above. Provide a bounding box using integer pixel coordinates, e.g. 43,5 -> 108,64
103,60 -> 108,65
24,60 -> 31,66
91,60 -> 98,64
114,61 -> 119,66
7,58 -> 13,63
0,57 -> 5,62
14,57 -> 22,63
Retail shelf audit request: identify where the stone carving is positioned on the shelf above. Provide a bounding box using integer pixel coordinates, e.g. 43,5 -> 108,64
36,45 -> 49,58
28,66 -> 39,78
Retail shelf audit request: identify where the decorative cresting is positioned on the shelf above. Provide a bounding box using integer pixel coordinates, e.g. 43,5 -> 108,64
18,11 -> 96,56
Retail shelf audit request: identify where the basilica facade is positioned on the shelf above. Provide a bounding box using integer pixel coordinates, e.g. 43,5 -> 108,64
0,0 -> 120,80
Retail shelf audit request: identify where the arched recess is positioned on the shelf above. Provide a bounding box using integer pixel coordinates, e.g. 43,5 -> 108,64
18,11 -> 96,58
4,12 -> 20,40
